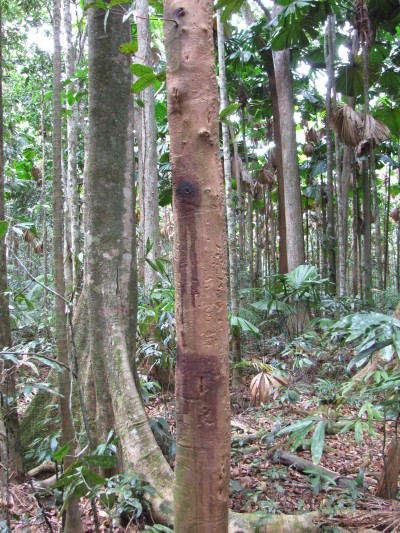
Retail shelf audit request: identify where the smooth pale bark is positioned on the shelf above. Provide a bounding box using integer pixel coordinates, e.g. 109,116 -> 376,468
84,4 -> 173,522
362,43 -> 372,302
63,0 -> 80,295
52,0 -> 82,529
216,10 -> 241,386
272,6 -> 304,271
371,148 -> 382,291
230,125 -> 245,268
0,0 -> 24,484
40,94 -> 49,311
266,62 -> 287,274
164,1 -> 231,531
324,15 -> 336,288
137,0 -> 160,289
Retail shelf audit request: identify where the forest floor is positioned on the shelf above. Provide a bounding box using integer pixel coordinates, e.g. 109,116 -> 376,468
3,341 -> 400,532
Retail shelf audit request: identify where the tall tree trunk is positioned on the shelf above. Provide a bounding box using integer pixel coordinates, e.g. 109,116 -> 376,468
269,70 -> 287,275
324,15 -> 336,288
137,0 -> 160,290
83,3 -> 174,521
164,2 -> 231,530
0,0 -> 24,485
371,148 -> 382,291
52,0 -> 82,529
384,167 -> 391,290
230,125 -> 245,270
272,4 -> 304,271
63,0 -> 81,296
217,10 -> 241,386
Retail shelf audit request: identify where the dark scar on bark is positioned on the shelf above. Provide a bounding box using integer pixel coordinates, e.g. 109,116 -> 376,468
174,7 -> 185,17
175,179 -> 201,208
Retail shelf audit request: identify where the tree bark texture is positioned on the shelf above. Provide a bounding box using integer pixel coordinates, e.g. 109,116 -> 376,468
52,0 -> 82,529
137,0 -> 160,290
85,4 -> 173,521
272,7 -> 304,271
63,0 -> 81,295
324,15 -> 336,289
216,10 -> 241,386
164,2 -> 231,531
0,0 -> 24,483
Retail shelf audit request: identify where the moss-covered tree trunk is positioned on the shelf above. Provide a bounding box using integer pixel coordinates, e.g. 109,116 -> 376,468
0,0 -> 24,484
137,0 -> 160,290
164,2 -> 231,531
82,3 -> 174,521
52,0 -> 82,529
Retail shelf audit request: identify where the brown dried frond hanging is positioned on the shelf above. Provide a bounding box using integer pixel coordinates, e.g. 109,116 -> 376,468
357,114 -> 391,156
256,163 -> 275,187
331,104 -> 363,147
34,242 -> 44,255
302,143 -> 315,157
267,146 -> 278,170
391,207 -> 399,223
23,229 -> 35,243
306,128 -> 319,144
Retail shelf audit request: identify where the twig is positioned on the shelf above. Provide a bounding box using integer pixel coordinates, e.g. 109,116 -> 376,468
9,250 -> 69,304
252,0 -> 271,22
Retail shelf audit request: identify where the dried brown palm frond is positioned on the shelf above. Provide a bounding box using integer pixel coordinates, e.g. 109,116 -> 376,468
302,142 -> 315,157
306,127 -> 319,144
321,509 -> 400,532
331,104 -> 364,147
391,207 -> 399,223
256,164 -> 275,186
250,370 -> 288,406
357,114 -> 391,155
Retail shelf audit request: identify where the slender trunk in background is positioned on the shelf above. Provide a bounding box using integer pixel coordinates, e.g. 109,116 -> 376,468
324,15 -> 336,288
52,0 -> 83,529
272,4 -> 304,271
269,68 -> 287,274
230,125 -> 245,272
384,167 -> 391,290
255,194 -> 261,283
64,0 -> 81,296
164,0 -> 231,529
371,147 -> 382,291
0,0 -> 24,486
217,10 -> 241,387
137,0 -> 160,290
362,42 -> 372,302
40,93 -> 48,311
247,191 -> 254,284
352,177 -> 359,297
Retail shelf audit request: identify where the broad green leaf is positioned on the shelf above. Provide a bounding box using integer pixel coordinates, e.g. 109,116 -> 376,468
130,64 -> 155,77
214,0 -> 232,9
120,42 -> 138,55
81,465 -> 106,486
277,419 -> 314,436
354,420 -> 363,446
131,74 -> 158,93
0,220 -> 9,239
220,103 -> 241,120
220,0 -> 245,22
311,420 -> 325,465
157,70 -> 166,82
109,0 -> 130,6
52,442 -> 72,462
84,455 -> 117,469
84,1 -> 108,9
